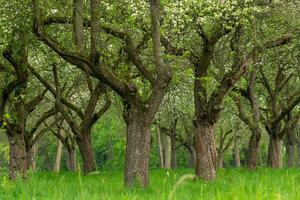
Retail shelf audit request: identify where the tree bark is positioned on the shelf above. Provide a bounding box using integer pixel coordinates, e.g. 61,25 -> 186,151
76,131 -> 96,173
267,136 -> 282,168
66,147 -> 77,171
31,145 -> 37,171
162,133 -> 171,169
217,152 -> 224,168
247,129 -> 261,169
170,129 -> 177,169
156,127 -> 164,168
233,137 -> 241,167
194,121 -> 216,180
297,143 -> 300,168
26,146 -> 33,171
124,109 -> 151,187
185,144 -> 196,168
286,122 -> 295,167
53,140 -> 63,172
287,143 -> 295,167
26,145 -> 37,171
7,129 -> 27,180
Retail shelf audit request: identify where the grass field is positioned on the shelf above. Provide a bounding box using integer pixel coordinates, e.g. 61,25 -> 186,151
0,168 -> 300,200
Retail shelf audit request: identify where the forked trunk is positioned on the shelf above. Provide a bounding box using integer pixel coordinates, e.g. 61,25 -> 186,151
124,110 -> 151,187
7,130 -> 27,180
267,136 -> 282,168
246,131 -> 261,169
76,132 -> 96,173
194,121 -> 216,180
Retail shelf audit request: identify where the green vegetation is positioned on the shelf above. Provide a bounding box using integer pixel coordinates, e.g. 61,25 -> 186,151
0,0 -> 300,198
1,169 -> 300,200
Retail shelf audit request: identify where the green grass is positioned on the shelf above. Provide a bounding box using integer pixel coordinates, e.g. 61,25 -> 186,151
0,168 -> 300,200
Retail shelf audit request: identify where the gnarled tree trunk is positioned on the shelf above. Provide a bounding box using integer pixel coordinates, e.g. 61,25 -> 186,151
76,130 -> 96,173
247,130 -> 261,169
7,129 -> 27,180
267,136 -> 282,168
194,121 -> 216,180
124,109 -> 151,187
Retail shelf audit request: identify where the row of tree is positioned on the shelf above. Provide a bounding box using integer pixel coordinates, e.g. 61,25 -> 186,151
0,0 -> 299,187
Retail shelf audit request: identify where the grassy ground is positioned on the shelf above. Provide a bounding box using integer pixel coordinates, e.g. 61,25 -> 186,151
0,168 -> 300,200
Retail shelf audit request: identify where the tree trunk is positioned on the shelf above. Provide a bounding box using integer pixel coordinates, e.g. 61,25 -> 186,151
26,146 -> 33,171
258,149 -> 263,167
194,121 -> 216,180
186,144 -> 196,168
53,140 -> 63,172
31,145 -> 37,171
234,137 -> 241,167
246,130 -> 261,169
26,144 -> 38,171
157,127 -> 164,168
7,130 -> 27,180
297,143 -> 300,168
286,123 -> 295,167
267,136 -> 282,168
43,147 -> 53,170
287,143 -> 295,167
217,152 -> 224,168
124,110 -> 151,187
170,130 -> 177,169
66,147 -> 77,171
107,136 -> 114,161
162,133 -> 171,169
76,131 -> 96,173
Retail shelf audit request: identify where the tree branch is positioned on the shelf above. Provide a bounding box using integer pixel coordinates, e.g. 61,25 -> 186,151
208,34 -> 292,122
272,93 -> 300,126
27,64 -> 84,119
25,89 -> 48,114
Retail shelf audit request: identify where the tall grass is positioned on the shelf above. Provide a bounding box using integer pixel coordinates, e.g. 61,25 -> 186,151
0,168 -> 299,200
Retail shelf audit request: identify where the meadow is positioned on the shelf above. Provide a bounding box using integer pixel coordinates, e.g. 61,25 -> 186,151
1,168 -> 300,200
